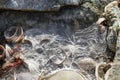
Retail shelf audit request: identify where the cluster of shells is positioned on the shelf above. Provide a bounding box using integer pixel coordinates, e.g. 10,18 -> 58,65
0,26 -> 94,80
0,20 -> 108,79
0,26 -> 27,77
0,26 -> 111,80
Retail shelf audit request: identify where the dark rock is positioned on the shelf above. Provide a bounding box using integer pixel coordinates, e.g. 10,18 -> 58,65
0,0 -> 112,11
36,48 -> 43,53
0,0 -> 84,11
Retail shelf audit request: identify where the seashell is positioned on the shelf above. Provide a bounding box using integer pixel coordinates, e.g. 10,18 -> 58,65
5,44 -> 14,58
39,34 -> 56,46
50,48 -> 67,65
16,72 -> 33,80
99,25 -> 106,34
95,62 -> 111,80
0,45 -> 5,59
96,18 -> 106,25
77,57 -> 96,74
44,69 -> 91,80
4,26 -> 24,43
15,27 -> 24,42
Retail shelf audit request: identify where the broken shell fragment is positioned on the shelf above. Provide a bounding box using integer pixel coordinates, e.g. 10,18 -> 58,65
15,27 -> 24,42
99,25 -> 106,34
44,69 -> 91,80
39,34 -> 56,46
4,26 -> 24,43
40,38 -> 51,45
96,18 -> 106,33
95,62 -> 111,80
50,49 -> 67,65
38,71 -> 45,80
106,27 -> 117,52
96,18 -> 106,25
0,45 -> 5,59
5,44 -> 14,57
77,58 -> 96,74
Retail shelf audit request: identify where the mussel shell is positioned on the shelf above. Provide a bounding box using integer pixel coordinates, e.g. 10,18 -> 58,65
44,69 -> 91,80
40,39 -> 51,45
5,44 -> 14,57
4,26 -> 24,43
39,34 -> 56,46
4,27 -> 18,40
50,48 -> 67,65
107,27 -> 117,52
0,45 -> 5,59
38,71 -> 45,80
15,27 -> 24,42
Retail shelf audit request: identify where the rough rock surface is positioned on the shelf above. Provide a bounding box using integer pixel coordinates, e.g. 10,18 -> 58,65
0,0 -> 112,11
107,32 -> 120,80
0,6 -> 98,44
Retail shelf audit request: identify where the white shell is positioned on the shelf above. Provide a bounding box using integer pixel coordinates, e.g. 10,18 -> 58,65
96,18 -> 106,24
45,69 -> 91,80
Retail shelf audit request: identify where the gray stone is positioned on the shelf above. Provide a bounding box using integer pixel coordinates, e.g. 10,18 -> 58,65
0,0 -> 112,11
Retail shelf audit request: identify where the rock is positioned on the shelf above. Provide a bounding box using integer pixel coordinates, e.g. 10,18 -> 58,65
94,1 -> 120,80
107,32 -> 120,80
0,0 -> 84,11
0,0 -> 112,11
0,6 -> 98,41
